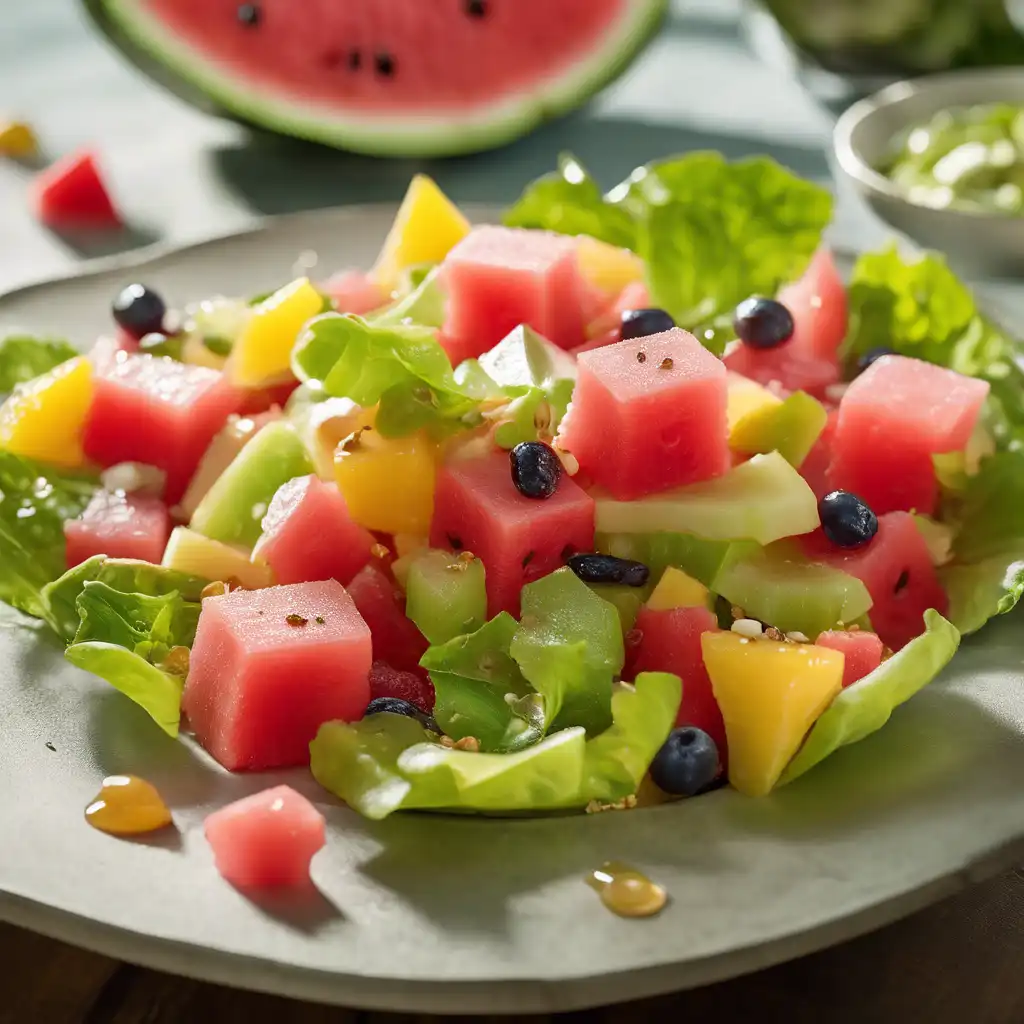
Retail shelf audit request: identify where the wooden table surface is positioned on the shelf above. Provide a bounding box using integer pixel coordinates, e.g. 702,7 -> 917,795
2,869 -> 1022,1023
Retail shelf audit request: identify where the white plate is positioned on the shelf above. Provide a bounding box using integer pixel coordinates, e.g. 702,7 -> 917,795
1,205 -> 1023,1015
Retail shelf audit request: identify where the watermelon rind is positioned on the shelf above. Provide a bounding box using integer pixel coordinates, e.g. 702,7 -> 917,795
82,0 -> 668,157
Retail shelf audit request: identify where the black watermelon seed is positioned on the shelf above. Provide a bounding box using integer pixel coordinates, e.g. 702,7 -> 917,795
567,553 -> 650,587
510,441 -> 562,500
374,52 -> 395,76
237,3 -> 260,27
447,533 -> 463,551
348,49 -> 362,71
522,551 -> 535,568
466,0 -> 488,16
894,570 -> 910,593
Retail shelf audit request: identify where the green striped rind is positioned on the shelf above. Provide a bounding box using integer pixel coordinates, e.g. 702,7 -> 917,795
83,0 -> 667,157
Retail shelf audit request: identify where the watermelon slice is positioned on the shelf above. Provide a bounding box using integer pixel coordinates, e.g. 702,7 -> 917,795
32,149 -> 121,228
347,564 -> 429,676
183,580 -> 372,770
64,489 -> 171,569
776,248 -> 848,361
204,785 -> 326,888
84,0 -> 666,157
323,269 -> 387,314
816,629 -> 884,688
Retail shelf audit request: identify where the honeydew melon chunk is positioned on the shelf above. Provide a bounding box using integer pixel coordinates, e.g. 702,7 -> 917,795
593,452 -> 819,544
478,324 -> 578,389
595,531 -> 756,589
405,549 -> 487,645
729,390 -> 828,468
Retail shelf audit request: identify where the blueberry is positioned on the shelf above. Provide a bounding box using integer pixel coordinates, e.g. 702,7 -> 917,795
620,308 -> 675,341
818,490 -> 878,549
649,727 -> 722,796
856,346 -> 894,374
733,297 -> 795,349
510,441 -> 562,499
365,696 -> 438,732
566,553 -> 649,587
112,284 -> 167,340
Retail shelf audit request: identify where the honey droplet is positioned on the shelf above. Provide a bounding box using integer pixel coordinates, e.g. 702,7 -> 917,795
85,775 -> 173,836
585,861 -> 667,918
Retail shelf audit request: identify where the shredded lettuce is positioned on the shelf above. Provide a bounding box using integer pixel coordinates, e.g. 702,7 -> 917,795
64,581 -> 201,737
0,453 -> 97,623
0,334 -> 78,393
420,613 -> 543,752
309,673 -> 680,819
780,610 -> 960,786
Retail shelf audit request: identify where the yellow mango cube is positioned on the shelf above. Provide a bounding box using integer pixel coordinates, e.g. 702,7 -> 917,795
702,631 -> 844,797
0,356 -> 93,468
371,175 -> 471,294
577,237 -> 645,297
162,527 -> 275,591
334,428 -> 437,536
228,278 -> 323,388
726,372 -> 782,437
0,121 -> 38,158
646,567 -> 712,611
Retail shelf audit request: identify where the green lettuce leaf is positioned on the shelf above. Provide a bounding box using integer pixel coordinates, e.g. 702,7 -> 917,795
310,714 -> 586,820
579,673 -> 681,804
0,334 -> 78,393
779,610 -> 960,786
64,580 -> 202,736
948,451 -> 1024,562
420,613 -> 542,752
941,554 -> 1024,636
0,452 -> 97,623
42,556 -> 210,643
309,672 -> 681,819
510,568 -> 623,735
370,266 -> 446,330
491,379 -> 575,450
844,245 -> 1024,446
504,153 -> 637,249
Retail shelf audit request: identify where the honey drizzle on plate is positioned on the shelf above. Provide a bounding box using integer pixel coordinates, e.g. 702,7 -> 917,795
585,861 -> 667,918
85,775 -> 172,836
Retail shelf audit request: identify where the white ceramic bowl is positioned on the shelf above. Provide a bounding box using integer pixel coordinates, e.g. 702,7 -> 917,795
833,69 -> 1024,277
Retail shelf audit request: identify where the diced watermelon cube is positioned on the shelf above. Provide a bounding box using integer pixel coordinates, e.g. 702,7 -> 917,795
253,475 -> 374,587
585,280 -> 651,341
799,408 -> 839,500
369,660 -> 435,714
624,605 -> 727,757
236,380 -> 299,417
204,785 -> 325,889
557,328 -> 729,500
430,451 -> 595,617
347,564 -> 429,675
442,226 -> 586,357
32,149 -> 122,229
64,489 -> 171,568
816,629 -> 884,688
182,580 -> 371,771
827,355 -> 990,515
723,345 -> 840,401
777,248 -> 848,361
83,354 -> 244,505
802,512 -> 948,651
324,268 -> 387,314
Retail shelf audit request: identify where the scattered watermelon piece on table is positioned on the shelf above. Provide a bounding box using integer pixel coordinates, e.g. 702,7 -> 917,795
31,149 -> 121,228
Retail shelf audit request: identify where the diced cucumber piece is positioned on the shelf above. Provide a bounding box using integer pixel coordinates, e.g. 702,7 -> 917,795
584,583 -> 646,635
714,544 -> 873,638
190,422 -> 313,550
729,391 -> 828,468
406,549 -> 487,645
478,325 -> 577,388
596,531 -> 757,588
594,453 -> 819,544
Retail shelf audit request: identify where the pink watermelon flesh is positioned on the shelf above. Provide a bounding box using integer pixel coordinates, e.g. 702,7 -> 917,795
777,247 -> 848,361
827,355 -> 990,516
323,269 -> 387,314
369,660 -> 436,714
143,0 -> 632,112
442,226 -> 587,356
723,343 -> 840,401
204,785 -> 325,889
430,451 -> 596,617
816,629 -> 884,688
799,408 -> 839,499
254,475 -> 374,587
64,489 -> 171,569
625,605 -> 727,758
802,512 -> 947,652
183,580 -> 372,771
237,380 -> 299,416
32,149 -> 121,229
585,280 -> 651,341
83,354 -> 244,504
347,564 -> 429,676
87,332 -> 139,375
557,327 -> 729,500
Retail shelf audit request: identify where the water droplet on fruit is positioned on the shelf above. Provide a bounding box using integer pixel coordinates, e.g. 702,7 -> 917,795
586,862 -> 667,918
85,775 -> 172,836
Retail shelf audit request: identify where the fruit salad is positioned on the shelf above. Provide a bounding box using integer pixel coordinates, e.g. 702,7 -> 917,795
2,158 -> 1022,821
